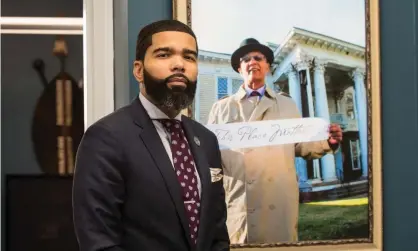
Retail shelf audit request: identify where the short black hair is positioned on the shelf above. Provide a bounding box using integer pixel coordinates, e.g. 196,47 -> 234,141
135,19 -> 198,61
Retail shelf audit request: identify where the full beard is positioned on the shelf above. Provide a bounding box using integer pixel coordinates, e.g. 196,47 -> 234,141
142,69 -> 197,112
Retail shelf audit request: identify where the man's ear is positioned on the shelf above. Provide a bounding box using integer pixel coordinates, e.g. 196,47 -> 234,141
133,60 -> 144,83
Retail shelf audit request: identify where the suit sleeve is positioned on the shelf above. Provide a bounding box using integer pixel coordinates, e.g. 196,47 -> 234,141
72,122 -> 126,251
210,135 -> 231,251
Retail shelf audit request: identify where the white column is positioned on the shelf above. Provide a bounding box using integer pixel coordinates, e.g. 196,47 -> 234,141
313,60 -> 337,182
285,67 -> 308,186
83,0 -> 115,129
285,67 -> 302,112
352,68 -> 368,177
296,61 -> 321,181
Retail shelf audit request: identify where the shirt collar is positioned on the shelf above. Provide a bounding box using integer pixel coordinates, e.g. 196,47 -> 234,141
139,92 -> 182,121
244,84 -> 266,98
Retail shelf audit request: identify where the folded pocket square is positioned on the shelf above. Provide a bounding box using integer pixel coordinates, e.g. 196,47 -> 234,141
209,168 -> 223,182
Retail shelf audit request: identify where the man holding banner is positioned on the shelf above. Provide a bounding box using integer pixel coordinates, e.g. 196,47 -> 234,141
207,38 -> 342,244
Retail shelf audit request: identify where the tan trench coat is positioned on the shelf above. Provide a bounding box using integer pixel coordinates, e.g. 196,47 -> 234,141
207,86 -> 333,244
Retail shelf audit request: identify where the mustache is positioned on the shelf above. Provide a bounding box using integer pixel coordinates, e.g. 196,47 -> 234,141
165,73 -> 191,84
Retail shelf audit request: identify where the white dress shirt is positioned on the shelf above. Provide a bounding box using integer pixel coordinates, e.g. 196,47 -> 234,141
244,84 -> 266,99
139,93 -> 202,196
243,85 -> 266,105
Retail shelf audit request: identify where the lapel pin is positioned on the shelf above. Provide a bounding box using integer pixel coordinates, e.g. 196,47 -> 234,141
194,137 -> 200,146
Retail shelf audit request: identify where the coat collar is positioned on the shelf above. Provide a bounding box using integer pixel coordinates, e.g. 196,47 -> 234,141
233,84 -> 275,101
231,85 -> 276,121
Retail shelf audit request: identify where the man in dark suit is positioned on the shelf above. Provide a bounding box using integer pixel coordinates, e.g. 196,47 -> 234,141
72,20 -> 230,251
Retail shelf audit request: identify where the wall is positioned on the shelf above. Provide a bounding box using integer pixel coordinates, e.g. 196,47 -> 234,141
381,0 -> 418,249
1,0 -> 83,174
127,0 -> 172,100
113,0 -> 130,109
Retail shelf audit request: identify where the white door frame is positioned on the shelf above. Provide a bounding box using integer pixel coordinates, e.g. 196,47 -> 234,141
83,0 -> 115,129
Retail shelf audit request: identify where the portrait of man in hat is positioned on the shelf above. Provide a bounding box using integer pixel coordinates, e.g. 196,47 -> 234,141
207,38 -> 343,244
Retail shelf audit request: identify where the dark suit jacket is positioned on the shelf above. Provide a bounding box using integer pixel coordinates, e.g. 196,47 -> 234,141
72,97 -> 230,251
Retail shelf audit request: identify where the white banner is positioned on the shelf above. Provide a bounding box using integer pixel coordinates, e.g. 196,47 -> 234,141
205,117 -> 329,150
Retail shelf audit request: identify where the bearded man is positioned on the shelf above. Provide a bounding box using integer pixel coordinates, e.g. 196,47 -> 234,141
72,20 -> 230,251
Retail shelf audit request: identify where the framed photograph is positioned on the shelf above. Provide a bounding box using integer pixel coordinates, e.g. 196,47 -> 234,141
173,0 -> 382,250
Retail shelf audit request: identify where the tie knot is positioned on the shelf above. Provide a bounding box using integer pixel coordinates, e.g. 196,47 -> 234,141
158,119 -> 182,132
250,91 -> 261,97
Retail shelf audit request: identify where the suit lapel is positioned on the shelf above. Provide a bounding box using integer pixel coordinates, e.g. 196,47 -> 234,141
181,117 -> 211,248
130,98 -> 193,248
234,87 -> 254,121
248,96 -> 276,122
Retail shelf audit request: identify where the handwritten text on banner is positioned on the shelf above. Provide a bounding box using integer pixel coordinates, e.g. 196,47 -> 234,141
205,117 -> 330,150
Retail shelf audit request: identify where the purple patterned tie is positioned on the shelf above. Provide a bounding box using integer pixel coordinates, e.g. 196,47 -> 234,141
158,119 -> 201,245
